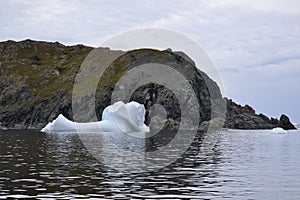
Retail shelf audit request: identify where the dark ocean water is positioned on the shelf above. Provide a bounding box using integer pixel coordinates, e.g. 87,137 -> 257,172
0,129 -> 300,199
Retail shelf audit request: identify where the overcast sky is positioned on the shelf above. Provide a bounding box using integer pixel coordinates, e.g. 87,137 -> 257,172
1,0 -> 299,122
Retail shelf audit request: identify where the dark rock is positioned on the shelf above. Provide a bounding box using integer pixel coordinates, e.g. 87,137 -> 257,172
225,113 -> 274,129
277,114 -> 296,130
270,117 -> 279,126
199,118 -> 225,132
0,39 -> 296,130
0,40 -> 92,129
94,48 -> 222,131
225,98 -> 276,129
258,113 -> 270,123
243,104 -> 255,115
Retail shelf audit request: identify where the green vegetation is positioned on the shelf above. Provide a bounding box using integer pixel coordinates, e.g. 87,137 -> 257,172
0,40 -> 93,98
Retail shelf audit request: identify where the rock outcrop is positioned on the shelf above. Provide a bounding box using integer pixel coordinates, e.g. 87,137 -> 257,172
0,39 -> 92,128
0,39 -> 295,130
93,48 -> 223,131
224,99 -> 296,130
277,114 -> 296,130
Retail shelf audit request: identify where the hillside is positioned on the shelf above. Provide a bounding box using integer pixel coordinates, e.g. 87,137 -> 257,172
0,39 -> 295,130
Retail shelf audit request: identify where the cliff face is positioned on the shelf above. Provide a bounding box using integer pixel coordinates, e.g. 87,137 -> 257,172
0,40 -> 296,130
224,99 -> 295,129
0,40 -> 92,128
93,48 -> 222,131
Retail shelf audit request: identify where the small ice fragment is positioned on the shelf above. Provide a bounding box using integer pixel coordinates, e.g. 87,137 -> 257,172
270,127 -> 287,134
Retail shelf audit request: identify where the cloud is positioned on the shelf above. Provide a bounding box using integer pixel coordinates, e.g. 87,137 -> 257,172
215,0 -> 300,14
0,0 -> 299,121
219,68 -> 240,74
221,58 -> 300,122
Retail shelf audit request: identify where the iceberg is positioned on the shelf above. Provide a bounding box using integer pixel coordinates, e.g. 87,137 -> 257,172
270,127 -> 287,134
41,101 -> 150,133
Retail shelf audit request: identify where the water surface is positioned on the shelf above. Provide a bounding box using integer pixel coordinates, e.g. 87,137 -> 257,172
0,129 -> 300,199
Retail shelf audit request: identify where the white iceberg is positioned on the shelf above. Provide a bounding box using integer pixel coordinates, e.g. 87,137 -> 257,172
270,127 -> 287,134
41,101 -> 150,133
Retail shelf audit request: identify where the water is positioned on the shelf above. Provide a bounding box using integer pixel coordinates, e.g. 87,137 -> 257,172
0,129 -> 300,199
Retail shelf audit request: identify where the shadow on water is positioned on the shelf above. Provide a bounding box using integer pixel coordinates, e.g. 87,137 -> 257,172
0,129 -> 226,199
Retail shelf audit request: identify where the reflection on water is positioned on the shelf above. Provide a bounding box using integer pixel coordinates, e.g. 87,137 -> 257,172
0,129 -> 300,199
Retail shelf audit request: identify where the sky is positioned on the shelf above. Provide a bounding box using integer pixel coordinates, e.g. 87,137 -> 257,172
0,0 -> 299,123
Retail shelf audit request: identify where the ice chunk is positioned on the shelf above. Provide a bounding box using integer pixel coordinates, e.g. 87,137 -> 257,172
270,127 -> 287,134
41,101 -> 150,133
41,114 -> 76,133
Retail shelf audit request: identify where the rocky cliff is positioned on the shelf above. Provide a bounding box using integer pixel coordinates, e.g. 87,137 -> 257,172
224,99 -> 295,130
0,40 -> 92,128
0,40 -> 296,130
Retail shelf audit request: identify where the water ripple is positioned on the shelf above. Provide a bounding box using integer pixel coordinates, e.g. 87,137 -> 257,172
0,129 -> 300,199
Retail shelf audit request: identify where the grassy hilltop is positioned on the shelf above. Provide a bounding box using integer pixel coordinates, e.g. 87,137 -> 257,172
0,39 -> 295,130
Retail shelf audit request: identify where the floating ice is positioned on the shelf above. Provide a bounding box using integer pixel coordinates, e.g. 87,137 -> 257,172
41,101 -> 150,133
270,127 -> 287,134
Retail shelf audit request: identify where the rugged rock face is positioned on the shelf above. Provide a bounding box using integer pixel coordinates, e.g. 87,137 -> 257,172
224,99 -> 296,130
93,48 -> 222,131
0,39 -> 92,128
0,39 -> 295,130
277,114 -> 296,130
224,98 -> 274,129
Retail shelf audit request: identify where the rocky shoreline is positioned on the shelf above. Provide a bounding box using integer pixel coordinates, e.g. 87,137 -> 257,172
0,40 -> 296,131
